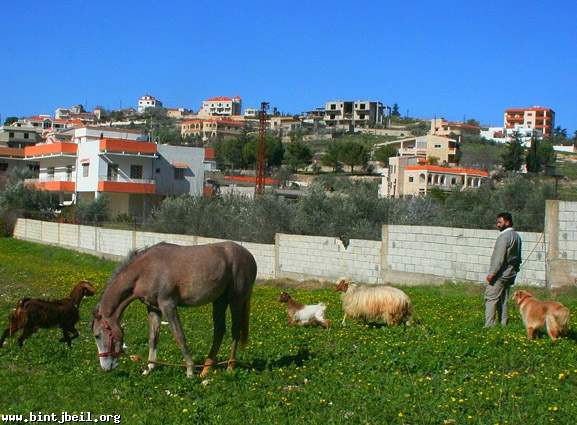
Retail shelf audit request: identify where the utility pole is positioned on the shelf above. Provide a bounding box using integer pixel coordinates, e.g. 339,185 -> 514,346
255,101 -> 269,196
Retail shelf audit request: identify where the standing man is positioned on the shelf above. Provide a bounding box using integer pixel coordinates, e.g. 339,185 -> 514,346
485,212 -> 522,327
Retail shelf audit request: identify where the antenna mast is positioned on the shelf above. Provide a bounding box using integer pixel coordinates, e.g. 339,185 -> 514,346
255,101 -> 269,196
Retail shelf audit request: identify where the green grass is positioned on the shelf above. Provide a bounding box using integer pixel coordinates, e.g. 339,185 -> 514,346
1,238 -> 577,424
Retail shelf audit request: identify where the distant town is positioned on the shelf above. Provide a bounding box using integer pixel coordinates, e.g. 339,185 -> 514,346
0,94 -> 573,221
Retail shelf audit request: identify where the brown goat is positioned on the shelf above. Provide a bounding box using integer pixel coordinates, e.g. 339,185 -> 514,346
0,280 -> 96,347
278,291 -> 331,328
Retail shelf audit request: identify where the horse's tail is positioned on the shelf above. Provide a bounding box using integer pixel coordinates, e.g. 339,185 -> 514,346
240,297 -> 251,348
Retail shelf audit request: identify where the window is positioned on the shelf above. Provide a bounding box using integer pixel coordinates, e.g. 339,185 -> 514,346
130,165 -> 143,179
66,165 -> 73,181
0,163 -> 8,172
24,133 -> 29,139
82,163 -> 89,177
408,176 -> 414,182
434,144 -> 442,148
174,168 -> 185,180
9,132 -> 14,138
47,167 -> 55,181
330,104 -> 336,110
155,168 -> 161,173
360,104 -> 366,110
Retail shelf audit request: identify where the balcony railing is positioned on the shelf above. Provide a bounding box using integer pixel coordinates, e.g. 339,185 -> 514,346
99,138 -> 157,156
0,147 -> 25,158
24,177 -> 75,192
24,143 -> 78,158
97,177 -> 156,194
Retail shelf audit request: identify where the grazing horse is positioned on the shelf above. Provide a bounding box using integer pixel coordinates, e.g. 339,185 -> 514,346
92,241 -> 257,378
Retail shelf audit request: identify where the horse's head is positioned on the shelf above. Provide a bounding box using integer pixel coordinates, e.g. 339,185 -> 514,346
92,306 -> 123,371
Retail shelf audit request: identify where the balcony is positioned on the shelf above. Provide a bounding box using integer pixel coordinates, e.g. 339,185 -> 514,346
99,138 -> 157,156
24,177 -> 75,192
24,143 -> 77,159
0,147 -> 25,158
98,178 -> 156,194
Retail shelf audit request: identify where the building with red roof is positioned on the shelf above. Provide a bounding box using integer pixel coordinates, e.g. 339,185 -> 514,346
504,106 -> 555,137
199,95 -> 241,117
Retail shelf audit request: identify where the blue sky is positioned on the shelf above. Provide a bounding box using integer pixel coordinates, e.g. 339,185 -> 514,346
1,0 -> 575,132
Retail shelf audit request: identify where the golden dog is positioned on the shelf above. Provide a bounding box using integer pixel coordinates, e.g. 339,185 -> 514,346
513,290 -> 570,341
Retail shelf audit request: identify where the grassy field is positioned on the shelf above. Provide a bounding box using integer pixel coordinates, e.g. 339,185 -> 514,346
1,238 -> 577,424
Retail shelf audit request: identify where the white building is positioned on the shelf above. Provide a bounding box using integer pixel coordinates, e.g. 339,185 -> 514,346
199,96 -> 242,117
504,125 -> 542,147
138,94 -> 164,113
480,127 -> 506,143
24,126 -> 206,220
244,108 -> 259,119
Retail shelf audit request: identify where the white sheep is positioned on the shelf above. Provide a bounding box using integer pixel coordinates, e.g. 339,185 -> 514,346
335,277 -> 413,326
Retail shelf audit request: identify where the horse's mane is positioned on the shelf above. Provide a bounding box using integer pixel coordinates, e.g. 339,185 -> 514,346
105,242 -> 169,288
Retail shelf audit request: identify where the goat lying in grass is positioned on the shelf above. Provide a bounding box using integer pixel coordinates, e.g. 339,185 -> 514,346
335,277 -> 413,326
0,280 -> 96,347
278,291 -> 331,329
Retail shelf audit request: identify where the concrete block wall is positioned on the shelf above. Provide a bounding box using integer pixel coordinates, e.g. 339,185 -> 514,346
97,228 -> 133,257
11,200 -> 577,287
385,225 -> 545,286
13,219 -> 276,280
59,223 -> 79,248
78,225 -> 96,251
135,231 -> 196,249
277,234 -> 382,283
557,201 -> 577,261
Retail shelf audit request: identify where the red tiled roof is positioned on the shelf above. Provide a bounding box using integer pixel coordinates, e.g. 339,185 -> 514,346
224,176 -> 279,185
206,96 -> 232,102
505,107 -> 553,113
405,165 -> 489,177
27,115 -> 52,121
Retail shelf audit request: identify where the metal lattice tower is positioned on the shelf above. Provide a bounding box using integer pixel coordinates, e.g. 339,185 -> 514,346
255,101 -> 269,196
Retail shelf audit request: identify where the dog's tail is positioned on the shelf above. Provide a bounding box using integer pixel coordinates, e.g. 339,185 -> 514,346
547,306 -> 570,335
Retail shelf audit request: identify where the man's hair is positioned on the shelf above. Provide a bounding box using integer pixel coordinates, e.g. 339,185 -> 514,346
497,212 -> 513,224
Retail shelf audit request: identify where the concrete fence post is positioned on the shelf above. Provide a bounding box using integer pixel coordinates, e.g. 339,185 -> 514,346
544,200 -> 559,288
274,233 -> 281,279
380,224 -> 389,283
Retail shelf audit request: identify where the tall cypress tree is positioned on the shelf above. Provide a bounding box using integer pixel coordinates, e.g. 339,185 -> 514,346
502,132 -> 525,171
526,136 -> 541,173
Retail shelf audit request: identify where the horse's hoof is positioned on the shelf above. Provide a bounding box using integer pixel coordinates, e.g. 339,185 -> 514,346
186,369 -> 194,378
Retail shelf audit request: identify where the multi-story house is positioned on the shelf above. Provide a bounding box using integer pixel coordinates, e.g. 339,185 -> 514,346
324,100 -> 385,129
199,96 -> 242,117
373,134 -> 459,166
0,124 -> 43,148
181,118 -> 244,142
165,108 -> 193,120
429,118 -> 481,138
268,116 -> 301,134
379,156 -> 488,198
24,126 -> 206,220
138,94 -> 164,113
504,106 -> 555,138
